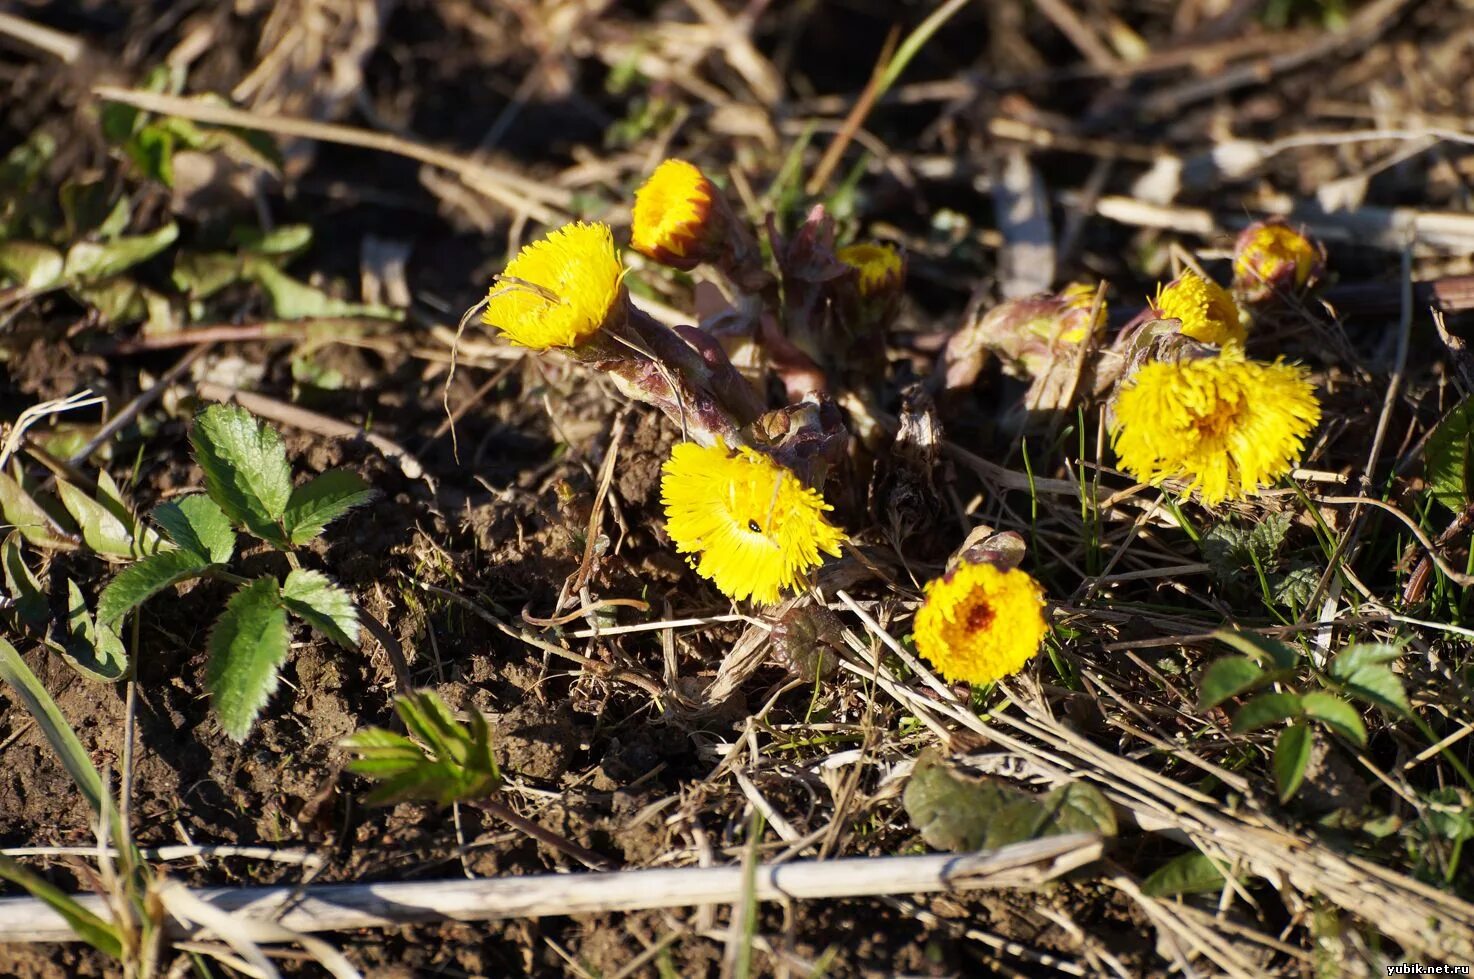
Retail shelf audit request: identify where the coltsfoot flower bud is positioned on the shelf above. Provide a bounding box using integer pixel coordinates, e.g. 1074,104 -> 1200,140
1232,220 -> 1325,303
631,159 -> 724,271
1152,270 -> 1245,348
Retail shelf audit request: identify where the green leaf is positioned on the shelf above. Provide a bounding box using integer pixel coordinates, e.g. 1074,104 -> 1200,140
0,855 -> 123,958
234,224 -> 312,257
1247,510 -> 1293,563
152,495 -> 235,563
1212,629 -> 1300,671
0,470 -> 76,550
902,750 -> 1029,851
1330,644 -> 1411,717
1301,692 -> 1367,747
2,532 -> 48,624
62,222 -> 178,283
343,690 -> 501,807
1274,723 -> 1313,803
281,568 -> 359,649
1231,692 -> 1304,733
1426,397 -> 1474,512
1198,656 -> 1268,710
1272,565 -> 1320,611
171,251 -> 244,299
283,469 -> 372,545
93,471 -> 164,555
205,577 -> 289,742
49,580 -> 129,683
0,241 -> 64,290
246,259 -> 400,321
56,480 -> 143,559
96,549 -> 209,626
1423,787 -> 1474,842
0,637 -> 105,815
191,404 -> 293,546
1330,643 -> 1402,681
1033,782 -> 1118,838
1140,851 -> 1229,898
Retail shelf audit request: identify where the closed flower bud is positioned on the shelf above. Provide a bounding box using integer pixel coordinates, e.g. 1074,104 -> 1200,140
945,282 -> 1106,388
631,159 -> 724,271
1232,220 -> 1325,303
1152,270 -> 1245,348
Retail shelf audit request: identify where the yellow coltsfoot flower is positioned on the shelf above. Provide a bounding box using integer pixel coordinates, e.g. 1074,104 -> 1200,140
913,562 -> 1048,686
837,242 -> 904,299
1152,270 -> 1246,348
1233,220 -> 1324,302
660,439 -> 845,604
1110,349 -> 1320,505
483,222 -> 624,350
631,159 -> 721,270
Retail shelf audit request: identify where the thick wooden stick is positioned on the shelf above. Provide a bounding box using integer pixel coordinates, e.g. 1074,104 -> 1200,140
0,834 -> 1101,943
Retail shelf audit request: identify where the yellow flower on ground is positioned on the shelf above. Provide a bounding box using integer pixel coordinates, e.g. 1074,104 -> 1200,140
631,159 -> 718,270
1153,271 -> 1246,348
660,439 -> 845,604
1233,221 -> 1322,300
1110,350 -> 1320,505
837,242 -> 903,298
483,222 -> 624,350
913,562 -> 1048,686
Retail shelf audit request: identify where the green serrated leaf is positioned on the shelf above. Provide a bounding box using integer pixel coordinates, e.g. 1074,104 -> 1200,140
0,855 -> 124,958
96,549 -> 209,626
0,470 -> 76,550
56,480 -> 141,559
1272,565 -> 1320,611
281,568 -> 359,649
283,469 -> 372,545
1338,664 -> 1411,719
152,495 -> 235,564
1212,630 -> 1300,671
205,577 -> 289,742
1301,691 -> 1367,747
1231,692 -> 1304,733
1200,522 -> 1252,580
1247,510 -> 1292,564
191,404 -> 293,546
246,259 -> 400,321
1330,643 -> 1402,681
1198,656 -> 1268,710
0,637 -> 105,815
62,222 -> 178,283
0,241 -> 65,291
2,532 -> 48,624
1274,723 -> 1313,803
1140,851 -> 1229,898
50,580 -> 129,682
1425,397 -> 1474,513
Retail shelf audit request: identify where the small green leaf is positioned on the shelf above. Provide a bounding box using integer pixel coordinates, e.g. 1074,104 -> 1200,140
343,690 -> 501,806
0,470 -> 76,550
56,480 -> 141,559
50,580 -> 129,682
282,469 -> 372,545
0,241 -> 64,290
0,637 -> 106,815
96,549 -> 209,625
0,855 -> 124,958
1426,397 -> 1474,512
1330,643 -> 1402,681
152,495 -> 235,563
247,259 -> 400,321
1033,782 -> 1118,838
1338,664 -> 1411,719
172,251 -> 244,299
902,749 -> 1030,852
1212,629 -> 1300,671
62,222 -> 178,283
1301,692 -> 1367,747
1140,851 -> 1229,898
234,224 -> 312,257
1231,692 -> 1304,733
1198,656 -> 1268,710
1423,787 -> 1474,842
1274,723 -> 1313,803
205,577 -> 289,741
2,532 -> 48,624
1246,511 -> 1292,563
191,404 -> 293,546
281,568 -> 359,649
93,471 -> 164,555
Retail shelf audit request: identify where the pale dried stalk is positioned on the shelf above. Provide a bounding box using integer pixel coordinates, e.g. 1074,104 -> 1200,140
0,834 -> 1102,943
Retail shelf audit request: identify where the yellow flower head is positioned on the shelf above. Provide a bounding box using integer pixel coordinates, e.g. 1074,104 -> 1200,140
837,242 -> 904,298
1110,350 -> 1321,505
1152,271 -> 1246,348
913,562 -> 1048,686
660,439 -> 845,604
483,222 -> 624,350
631,159 -> 718,270
1233,221 -> 1322,301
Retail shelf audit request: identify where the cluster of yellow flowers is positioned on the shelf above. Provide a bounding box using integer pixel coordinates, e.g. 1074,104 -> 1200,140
1110,225 -> 1323,507
477,165 -> 1324,691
